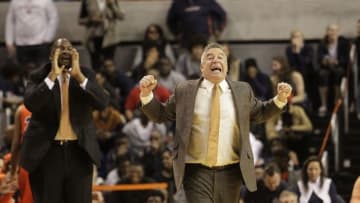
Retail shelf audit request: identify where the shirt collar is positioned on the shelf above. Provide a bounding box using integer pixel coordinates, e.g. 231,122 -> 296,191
202,79 -> 228,92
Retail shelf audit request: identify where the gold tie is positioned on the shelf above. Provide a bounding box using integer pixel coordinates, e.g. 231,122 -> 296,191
206,84 -> 221,166
55,73 -> 77,140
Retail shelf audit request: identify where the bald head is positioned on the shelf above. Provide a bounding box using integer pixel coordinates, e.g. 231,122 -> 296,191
50,38 -> 74,69
326,24 -> 339,42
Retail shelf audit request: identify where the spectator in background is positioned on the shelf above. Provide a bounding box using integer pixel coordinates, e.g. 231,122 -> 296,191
286,29 -> 319,111
156,58 -> 185,93
351,177 -> 360,203
104,136 -> 132,174
317,24 -> 350,116
243,58 -> 273,101
271,56 -> 306,105
142,129 -> 165,178
222,43 -> 242,81
0,62 -> 25,107
166,0 -> 226,48
108,162 -> 154,203
79,0 -> 125,70
175,35 -> 207,79
153,149 -> 175,203
122,112 -> 167,158
145,190 -> 166,203
105,157 -> 130,185
279,190 -> 298,203
101,59 -> 134,110
5,0 -> 58,68
241,163 -> 288,203
132,45 -> 161,82
266,97 -> 313,162
296,156 -> 343,203
9,104 -> 33,203
132,24 -> 176,70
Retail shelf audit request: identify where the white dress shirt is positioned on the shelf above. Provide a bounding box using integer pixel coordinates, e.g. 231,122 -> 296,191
5,0 -> 58,46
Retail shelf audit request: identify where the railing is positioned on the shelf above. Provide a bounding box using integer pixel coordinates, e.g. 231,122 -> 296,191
92,182 -> 168,192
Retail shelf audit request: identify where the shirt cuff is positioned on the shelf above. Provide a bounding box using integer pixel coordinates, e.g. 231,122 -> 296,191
44,77 -> 55,90
80,78 -> 88,90
273,95 -> 287,109
140,92 -> 154,105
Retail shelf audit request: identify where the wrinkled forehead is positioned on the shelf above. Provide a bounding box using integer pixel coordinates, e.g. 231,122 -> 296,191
52,38 -> 73,51
204,48 -> 226,58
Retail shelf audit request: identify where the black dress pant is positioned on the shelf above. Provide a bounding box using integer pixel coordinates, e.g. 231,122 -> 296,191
183,163 -> 243,203
16,44 -> 49,68
29,141 -> 93,203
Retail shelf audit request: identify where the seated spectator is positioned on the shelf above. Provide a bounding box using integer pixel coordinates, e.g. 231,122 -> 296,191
108,162 -> 154,203
286,29 -> 318,111
132,24 -> 176,70
295,156 -> 343,203
241,163 -> 288,203
279,190 -> 298,203
222,43 -> 242,81
153,149 -> 175,203
101,59 -> 134,110
271,56 -> 306,105
122,112 -> 167,158
175,35 -> 207,79
243,58 -> 273,100
145,190 -> 166,203
105,157 -> 130,186
105,135 -> 132,174
143,130 -> 165,178
125,74 -> 170,120
93,105 -> 125,155
156,58 -> 185,93
95,71 -> 121,110
317,24 -> 350,116
265,98 -> 313,162
132,44 -> 161,82
351,177 -> 360,203
265,139 -> 301,187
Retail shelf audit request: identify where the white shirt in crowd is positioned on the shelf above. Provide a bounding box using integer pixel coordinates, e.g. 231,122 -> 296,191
5,0 -> 58,46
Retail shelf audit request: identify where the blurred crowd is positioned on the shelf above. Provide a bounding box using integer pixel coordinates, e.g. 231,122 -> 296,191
0,0 -> 360,203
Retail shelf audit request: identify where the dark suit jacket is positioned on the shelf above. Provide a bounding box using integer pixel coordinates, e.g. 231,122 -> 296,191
142,78 -> 283,192
20,63 -> 109,172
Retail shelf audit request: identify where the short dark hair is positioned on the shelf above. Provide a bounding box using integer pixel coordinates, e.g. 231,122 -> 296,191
146,190 -> 165,201
264,162 -> 281,177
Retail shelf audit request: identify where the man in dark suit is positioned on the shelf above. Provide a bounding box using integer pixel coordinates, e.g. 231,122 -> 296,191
139,43 -> 292,203
21,38 -> 109,203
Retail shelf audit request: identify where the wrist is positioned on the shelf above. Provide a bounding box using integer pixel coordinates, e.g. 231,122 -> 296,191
48,71 -> 57,81
75,73 -> 86,83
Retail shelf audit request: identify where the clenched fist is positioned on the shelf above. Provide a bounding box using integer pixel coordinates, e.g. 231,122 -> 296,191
139,75 -> 157,97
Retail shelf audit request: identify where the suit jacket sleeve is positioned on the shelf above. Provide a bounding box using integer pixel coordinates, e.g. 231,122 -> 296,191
141,92 -> 176,123
79,67 -> 109,111
248,83 -> 283,124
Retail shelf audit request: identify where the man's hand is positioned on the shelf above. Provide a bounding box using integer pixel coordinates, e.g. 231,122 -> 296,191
277,82 -> 292,103
48,48 -> 65,81
70,48 -> 85,83
139,75 -> 157,97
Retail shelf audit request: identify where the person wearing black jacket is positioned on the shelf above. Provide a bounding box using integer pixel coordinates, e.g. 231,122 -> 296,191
21,38 -> 109,203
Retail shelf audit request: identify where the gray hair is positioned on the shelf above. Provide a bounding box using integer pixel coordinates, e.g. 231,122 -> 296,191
200,42 -> 226,64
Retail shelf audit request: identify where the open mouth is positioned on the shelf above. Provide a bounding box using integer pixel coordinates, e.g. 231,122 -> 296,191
211,67 -> 222,73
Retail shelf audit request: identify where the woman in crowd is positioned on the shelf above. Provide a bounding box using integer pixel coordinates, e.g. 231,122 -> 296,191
295,156 -> 343,203
131,24 -> 176,70
271,56 -> 306,105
